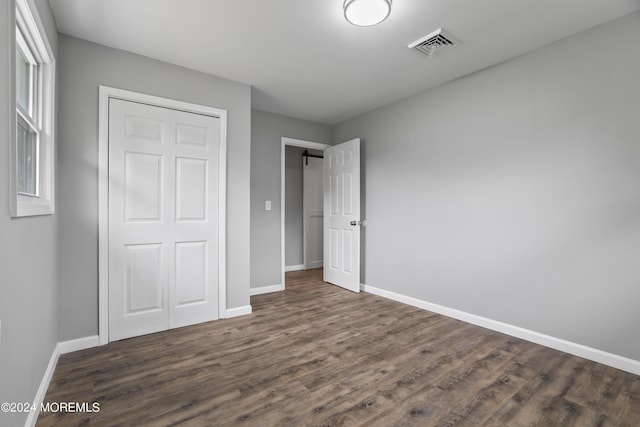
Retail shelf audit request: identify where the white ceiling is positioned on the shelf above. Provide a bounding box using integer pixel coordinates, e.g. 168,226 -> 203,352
49,0 -> 640,125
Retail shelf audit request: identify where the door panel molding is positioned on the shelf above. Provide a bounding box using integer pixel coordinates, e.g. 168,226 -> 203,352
98,86 -> 227,345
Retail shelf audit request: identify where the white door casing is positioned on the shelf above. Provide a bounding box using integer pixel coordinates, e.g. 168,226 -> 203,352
303,156 -> 324,270
108,97 -> 221,341
324,138 -> 361,292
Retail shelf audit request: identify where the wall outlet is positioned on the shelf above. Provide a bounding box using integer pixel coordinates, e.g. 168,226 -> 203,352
265,200 -> 272,211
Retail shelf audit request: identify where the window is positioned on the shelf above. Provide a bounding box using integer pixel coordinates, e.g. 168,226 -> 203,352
11,0 -> 55,217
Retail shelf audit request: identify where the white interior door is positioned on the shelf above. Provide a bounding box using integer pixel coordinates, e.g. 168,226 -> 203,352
108,98 -> 220,341
324,138 -> 360,292
303,156 -> 324,269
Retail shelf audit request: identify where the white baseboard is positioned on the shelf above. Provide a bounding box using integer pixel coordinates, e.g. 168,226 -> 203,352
284,264 -> 305,272
25,343 -> 60,427
26,335 -> 102,426
304,261 -> 323,269
250,284 -> 284,296
361,283 -> 640,376
224,305 -> 252,318
58,335 -> 100,354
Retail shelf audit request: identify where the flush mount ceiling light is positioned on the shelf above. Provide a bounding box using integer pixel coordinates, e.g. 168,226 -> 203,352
344,0 -> 392,27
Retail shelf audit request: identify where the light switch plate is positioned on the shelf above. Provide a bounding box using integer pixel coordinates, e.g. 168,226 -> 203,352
265,200 -> 272,211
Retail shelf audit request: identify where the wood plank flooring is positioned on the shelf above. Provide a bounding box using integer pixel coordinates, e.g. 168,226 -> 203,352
37,269 -> 640,426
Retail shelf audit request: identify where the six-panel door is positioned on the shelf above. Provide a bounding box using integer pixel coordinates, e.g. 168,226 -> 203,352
108,99 -> 220,341
324,139 -> 360,292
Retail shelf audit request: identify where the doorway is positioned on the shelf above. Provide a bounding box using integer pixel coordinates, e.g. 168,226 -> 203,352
280,138 -> 330,289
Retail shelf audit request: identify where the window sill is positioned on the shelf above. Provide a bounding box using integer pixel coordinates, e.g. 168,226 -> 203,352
12,197 -> 54,217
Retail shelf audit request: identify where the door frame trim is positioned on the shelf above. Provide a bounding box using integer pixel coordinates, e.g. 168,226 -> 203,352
98,86 -> 228,345
280,138 -> 330,290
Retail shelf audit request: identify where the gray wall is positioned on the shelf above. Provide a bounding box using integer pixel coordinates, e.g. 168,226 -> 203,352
333,12 -> 640,361
251,110 -> 331,288
285,147 -> 323,267
0,1 -> 59,426
57,35 -> 251,341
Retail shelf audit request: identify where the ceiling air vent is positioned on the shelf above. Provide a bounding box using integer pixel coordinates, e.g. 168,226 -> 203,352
408,28 -> 459,57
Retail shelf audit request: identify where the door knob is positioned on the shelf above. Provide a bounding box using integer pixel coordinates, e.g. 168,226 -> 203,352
350,220 -> 361,226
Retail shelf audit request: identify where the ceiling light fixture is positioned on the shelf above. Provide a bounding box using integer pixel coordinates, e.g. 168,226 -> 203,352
344,0 -> 392,27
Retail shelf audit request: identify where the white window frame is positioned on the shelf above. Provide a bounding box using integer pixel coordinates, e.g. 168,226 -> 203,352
11,0 -> 56,217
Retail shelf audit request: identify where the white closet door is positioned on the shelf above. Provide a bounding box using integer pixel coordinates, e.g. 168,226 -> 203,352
108,98 -> 220,341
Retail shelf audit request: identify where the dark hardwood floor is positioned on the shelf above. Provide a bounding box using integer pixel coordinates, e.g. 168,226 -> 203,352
38,269 -> 640,426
